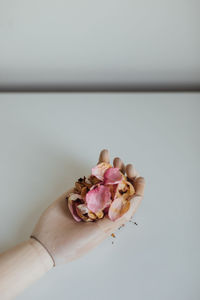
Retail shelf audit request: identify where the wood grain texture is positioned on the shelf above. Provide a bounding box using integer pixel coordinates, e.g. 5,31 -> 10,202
0,239 -> 53,300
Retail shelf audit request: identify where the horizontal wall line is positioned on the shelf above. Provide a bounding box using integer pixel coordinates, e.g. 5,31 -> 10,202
0,84 -> 200,93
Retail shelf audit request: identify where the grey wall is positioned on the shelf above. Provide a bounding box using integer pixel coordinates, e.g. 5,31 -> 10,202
0,0 -> 200,90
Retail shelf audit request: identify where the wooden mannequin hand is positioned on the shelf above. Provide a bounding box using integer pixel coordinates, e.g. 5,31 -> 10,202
0,150 -> 145,299
31,149 -> 145,266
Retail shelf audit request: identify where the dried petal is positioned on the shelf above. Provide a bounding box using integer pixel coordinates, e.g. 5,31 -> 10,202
108,184 -> 118,200
108,197 -> 130,221
115,179 -> 135,200
81,186 -> 88,197
76,204 -> 92,221
68,193 -> 82,201
75,182 -> 82,193
89,175 -> 102,185
79,177 -> 93,189
83,181 -> 92,189
104,167 -> 122,185
68,198 -> 82,222
77,204 -> 88,214
85,218 -> 94,222
86,185 -> 111,213
88,211 -> 97,220
85,178 -> 91,184
76,204 -> 95,222
108,179 -> 134,221
91,162 -> 112,181
126,181 -> 135,197
96,210 -> 104,219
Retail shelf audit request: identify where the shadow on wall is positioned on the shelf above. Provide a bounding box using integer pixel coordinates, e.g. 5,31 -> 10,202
0,81 -> 200,92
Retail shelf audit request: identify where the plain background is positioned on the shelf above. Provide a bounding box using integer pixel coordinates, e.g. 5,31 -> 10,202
0,0 -> 200,90
0,94 -> 199,300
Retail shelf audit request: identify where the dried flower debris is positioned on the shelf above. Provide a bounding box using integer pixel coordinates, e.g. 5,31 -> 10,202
66,162 -> 135,222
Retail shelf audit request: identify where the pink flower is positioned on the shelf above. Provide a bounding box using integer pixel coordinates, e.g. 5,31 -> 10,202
91,162 -> 112,181
104,167 -> 122,185
67,163 -> 135,222
86,185 -> 111,213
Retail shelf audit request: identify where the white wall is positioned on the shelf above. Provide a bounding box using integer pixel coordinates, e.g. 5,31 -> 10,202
0,93 -> 199,300
0,0 -> 199,89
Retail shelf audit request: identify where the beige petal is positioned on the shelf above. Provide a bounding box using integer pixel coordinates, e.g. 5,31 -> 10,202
68,193 -> 82,201
108,197 -> 130,221
91,162 -> 112,181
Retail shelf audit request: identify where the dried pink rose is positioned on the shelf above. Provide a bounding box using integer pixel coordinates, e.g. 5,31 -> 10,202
68,199 -> 82,222
108,197 -> 130,221
86,185 -> 111,213
107,178 -> 135,221
67,162 -> 135,222
104,167 -> 122,185
91,162 -> 112,181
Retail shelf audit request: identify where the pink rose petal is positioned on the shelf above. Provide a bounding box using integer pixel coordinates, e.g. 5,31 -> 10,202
108,197 -> 130,221
86,185 -> 111,213
104,167 -> 122,185
91,162 -> 112,181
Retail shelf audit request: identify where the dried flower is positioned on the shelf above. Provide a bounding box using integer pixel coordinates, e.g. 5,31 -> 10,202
66,162 -> 135,222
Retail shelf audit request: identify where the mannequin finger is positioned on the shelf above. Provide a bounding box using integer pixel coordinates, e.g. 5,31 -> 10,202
122,177 -> 145,220
134,177 -> 145,196
113,157 -> 125,173
125,164 -> 140,179
98,149 -> 110,164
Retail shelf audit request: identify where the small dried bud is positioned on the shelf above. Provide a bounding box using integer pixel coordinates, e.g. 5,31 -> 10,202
96,210 -> 104,219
